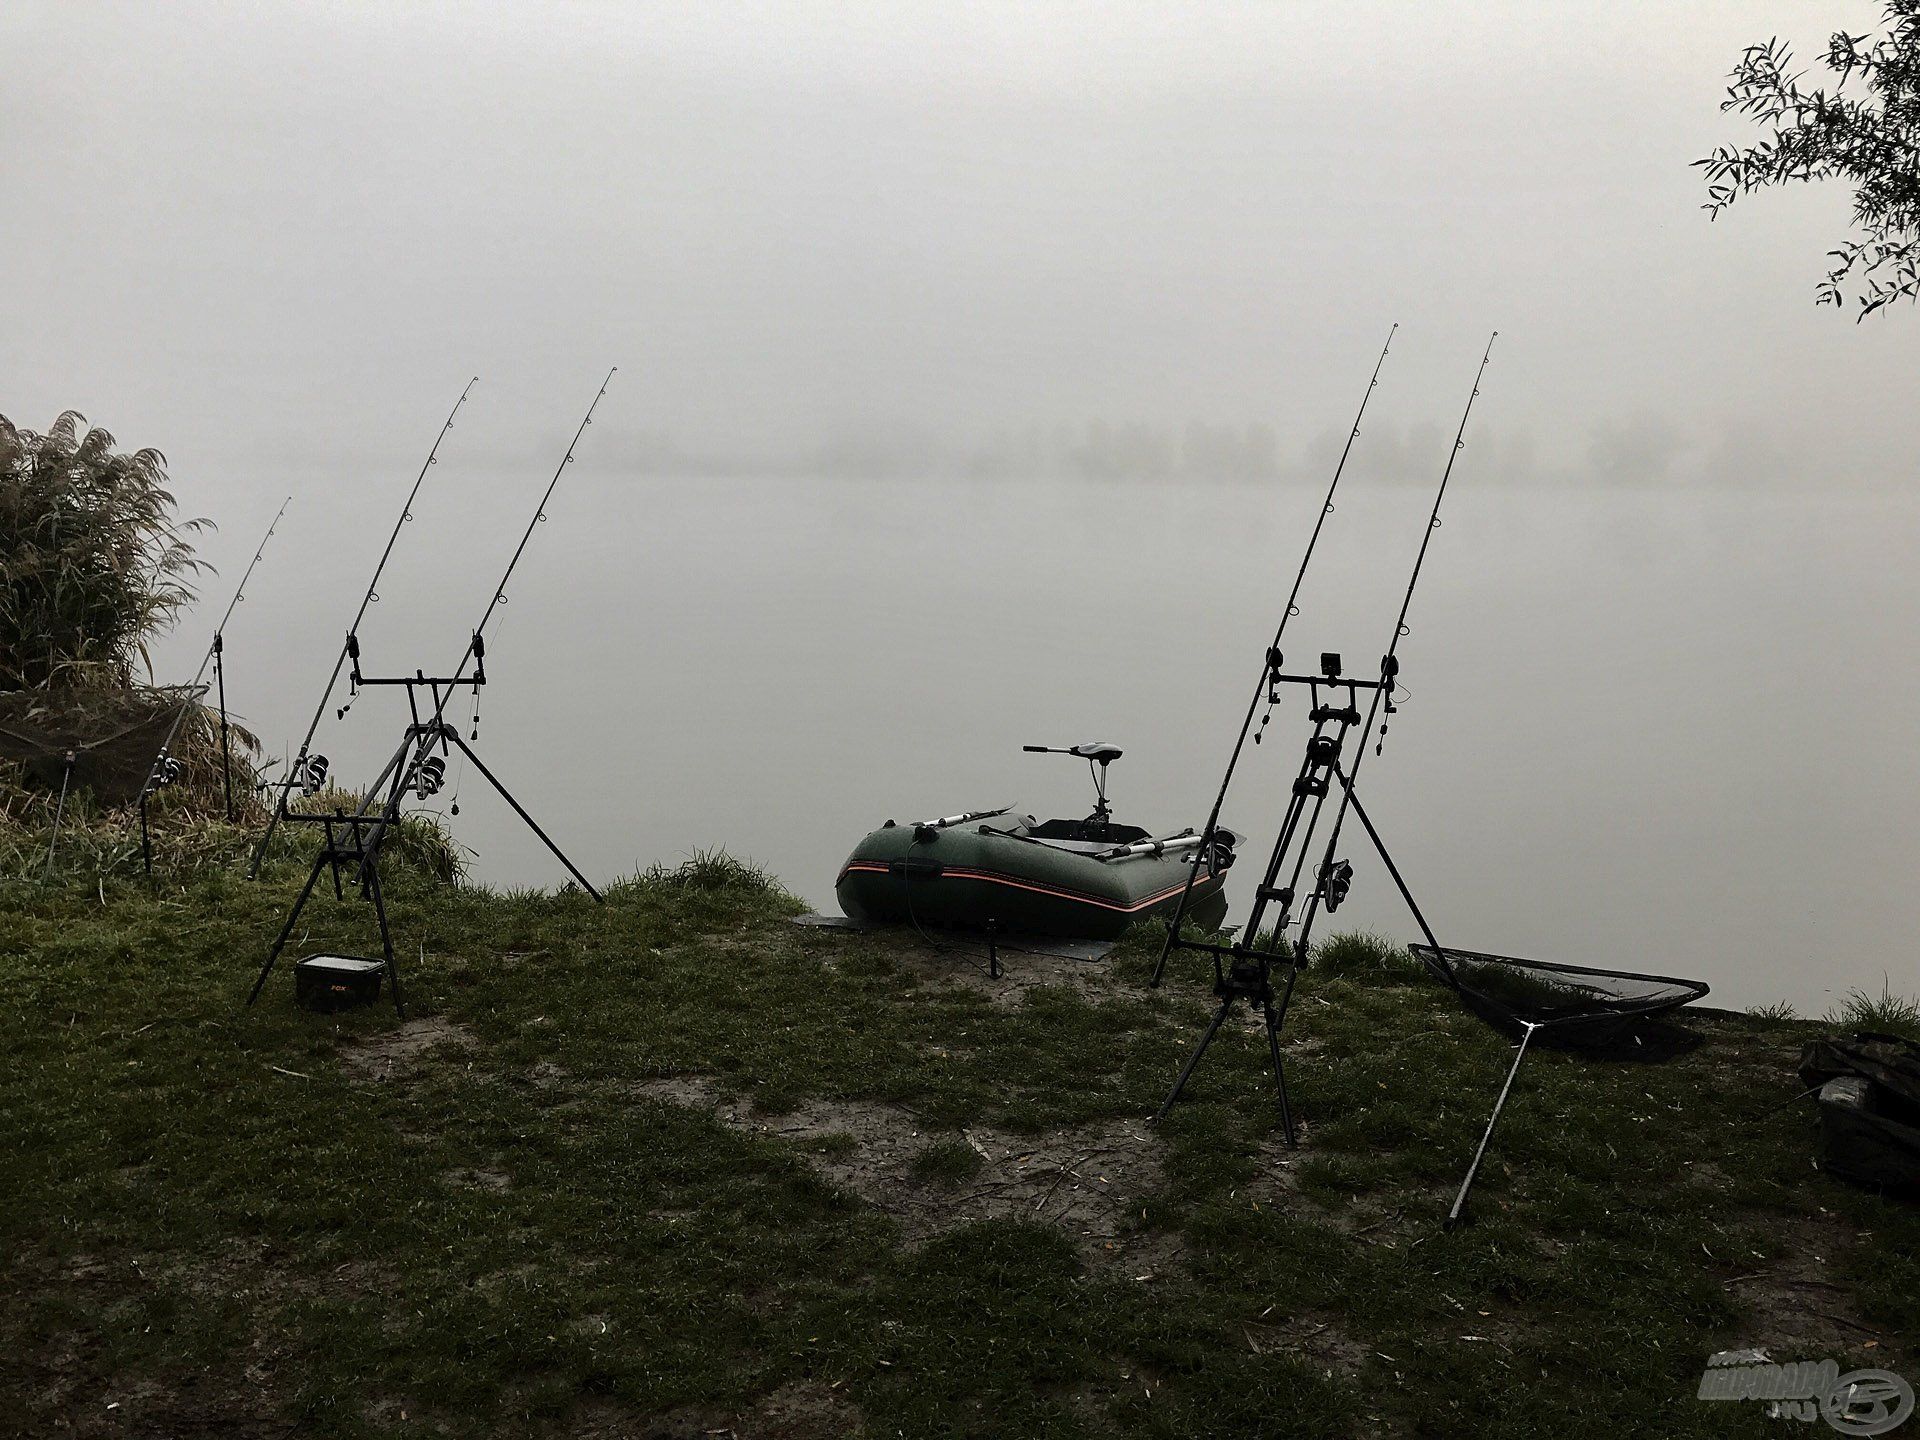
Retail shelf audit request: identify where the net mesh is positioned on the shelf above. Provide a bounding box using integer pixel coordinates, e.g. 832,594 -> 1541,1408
0,685 -> 253,810
0,689 -> 198,804
1410,944 -> 1710,1032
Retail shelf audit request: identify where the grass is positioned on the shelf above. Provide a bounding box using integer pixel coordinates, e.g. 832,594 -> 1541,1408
1,858 -> 1916,1439
1309,929 -> 1421,982
908,1137 -> 985,1185
1824,976 -> 1920,1044
1,790 -> 466,885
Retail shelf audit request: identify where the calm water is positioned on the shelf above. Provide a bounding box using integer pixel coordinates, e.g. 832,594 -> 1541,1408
181,470 -> 1920,1015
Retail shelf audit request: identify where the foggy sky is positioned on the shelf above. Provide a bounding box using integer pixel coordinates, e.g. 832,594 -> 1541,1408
9,3 -> 1918,1009
5,1 -> 1915,492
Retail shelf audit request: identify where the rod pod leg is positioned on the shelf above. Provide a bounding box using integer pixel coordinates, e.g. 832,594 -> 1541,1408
44,752 -> 75,880
1149,860 -> 1207,987
364,858 -> 405,1020
1328,769 -> 1447,956
1265,965 -> 1302,1147
1148,921 -> 1178,989
247,854 -> 330,1007
446,733 -> 602,902
1154,992 -> 1237,1123
1445,1021 -> 1538,1231
1262,996 -> 1297,1147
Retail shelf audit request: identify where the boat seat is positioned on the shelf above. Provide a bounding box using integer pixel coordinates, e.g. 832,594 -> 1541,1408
1020,837 -> 1115,855
1028,817 -> 1150,846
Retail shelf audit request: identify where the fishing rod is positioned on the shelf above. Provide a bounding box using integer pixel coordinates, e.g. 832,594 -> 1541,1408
248,378 -> 477,877
431,366 -> 616,717
1287,330 -> 1497,961
1149,323 -> 1399,986
1146,332 -> 1497,1142
348,368 -> 617,888
130,495 -> 292,873
246,370 -> 617,1015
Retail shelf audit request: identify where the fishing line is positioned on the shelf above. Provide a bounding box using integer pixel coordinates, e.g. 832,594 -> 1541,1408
1149,323 -> 1399,986
131,496 -> 291,810
1292,331 -> 1497,956
249,379 -> 477,876
390,367 -> 616,795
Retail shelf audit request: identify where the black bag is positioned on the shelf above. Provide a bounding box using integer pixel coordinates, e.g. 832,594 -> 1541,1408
1798,1032 -> 1920,1194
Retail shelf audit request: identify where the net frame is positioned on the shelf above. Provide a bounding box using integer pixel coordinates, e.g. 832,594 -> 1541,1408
1410,944 -> 1710,1035
1406,941 -> 1710,1228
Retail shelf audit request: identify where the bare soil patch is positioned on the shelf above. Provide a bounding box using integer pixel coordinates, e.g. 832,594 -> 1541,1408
1718,1209 -> 1901,1362
875,931 -> 1122,1008
632,1074 -> 1178,1269
337,1012 -> 475,1082
570,1380 -> 866,1439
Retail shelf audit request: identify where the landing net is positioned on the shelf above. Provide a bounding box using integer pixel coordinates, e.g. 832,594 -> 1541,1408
1410,944 -> 1710,1034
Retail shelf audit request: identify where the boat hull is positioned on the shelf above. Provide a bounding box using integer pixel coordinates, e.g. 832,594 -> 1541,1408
835,813 -> 1230,941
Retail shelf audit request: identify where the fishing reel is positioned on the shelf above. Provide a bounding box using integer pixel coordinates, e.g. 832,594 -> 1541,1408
414,754 -> 447,798
1319,858 -> 1353,912
1205,827 -> 1243,873
297,754 -> 330,796
150,752 -> 184,789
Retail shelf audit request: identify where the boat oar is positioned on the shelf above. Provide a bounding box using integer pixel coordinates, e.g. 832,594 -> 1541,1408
1099,830 -> 1201,862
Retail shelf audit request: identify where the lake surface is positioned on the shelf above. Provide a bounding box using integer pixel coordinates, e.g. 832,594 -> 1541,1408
179,469 -> 1920,1015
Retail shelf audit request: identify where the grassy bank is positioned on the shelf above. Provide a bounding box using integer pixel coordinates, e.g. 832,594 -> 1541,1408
1,852 -> 1914,1439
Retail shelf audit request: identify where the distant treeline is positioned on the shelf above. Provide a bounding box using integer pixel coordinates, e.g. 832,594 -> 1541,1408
571,413 -> 1843,487
608,419 -> 1287,481
604,419 -> 1558,485
962,420 -> 1281,481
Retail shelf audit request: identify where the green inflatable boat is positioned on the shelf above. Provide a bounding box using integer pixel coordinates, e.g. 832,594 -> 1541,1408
835,743 -> 1239,940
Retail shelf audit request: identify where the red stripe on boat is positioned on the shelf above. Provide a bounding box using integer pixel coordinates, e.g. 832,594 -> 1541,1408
836,861 -> 1213,914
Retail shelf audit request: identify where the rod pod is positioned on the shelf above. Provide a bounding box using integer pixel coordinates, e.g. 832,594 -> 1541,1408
1147,333 -> 1498,1145
351,369 -> 617,899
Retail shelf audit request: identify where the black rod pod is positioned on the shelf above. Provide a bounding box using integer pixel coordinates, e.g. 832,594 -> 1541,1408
247,370 -> 618,1020
1147,333 -> 1498,1149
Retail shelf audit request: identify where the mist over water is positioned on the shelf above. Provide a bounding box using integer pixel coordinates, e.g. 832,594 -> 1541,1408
11,1 -> 1919,1018
186,465 -> 1920,1016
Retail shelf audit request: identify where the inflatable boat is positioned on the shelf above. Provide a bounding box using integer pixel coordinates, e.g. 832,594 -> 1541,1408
835,743 -> 1238,940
